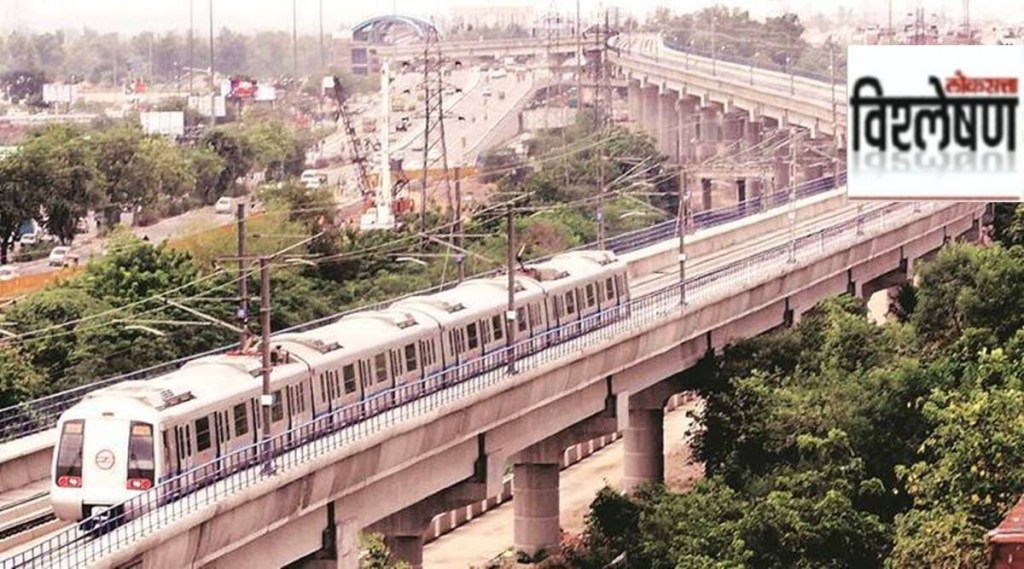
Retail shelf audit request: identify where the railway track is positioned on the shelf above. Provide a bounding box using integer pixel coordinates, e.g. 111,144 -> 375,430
0,492 -> 67,553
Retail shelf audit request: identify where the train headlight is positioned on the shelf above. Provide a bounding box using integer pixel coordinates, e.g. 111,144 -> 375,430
126,478 -> 153,491
56,475 -> 82,488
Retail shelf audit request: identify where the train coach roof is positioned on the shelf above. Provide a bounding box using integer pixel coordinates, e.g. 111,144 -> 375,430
391,275 -> 541,325
82,359 -> 265,412
276,309 -> 430,358
524,250 -> 622,283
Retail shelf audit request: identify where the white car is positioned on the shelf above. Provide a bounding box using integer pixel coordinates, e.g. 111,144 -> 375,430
20,233 -> 37,246
214,197 -> 234,214
0,266 -> 19,281
300,170 -> 327,189
482,86 -> 493,97
48,246 -> 71,267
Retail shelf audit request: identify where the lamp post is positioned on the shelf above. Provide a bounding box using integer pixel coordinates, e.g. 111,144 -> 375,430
749,52 -> 759,85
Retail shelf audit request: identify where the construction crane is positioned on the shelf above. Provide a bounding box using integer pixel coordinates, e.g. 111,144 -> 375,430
329,75 -> 374,200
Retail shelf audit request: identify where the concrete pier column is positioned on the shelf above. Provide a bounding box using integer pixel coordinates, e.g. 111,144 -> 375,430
622,409 -> 665,492
658,91 -> 675,157
773,158 -> 791,192
336,516 -> 360,569
513,462 -> 561,556
744,117 -> 763,147
367,480 -> 485,569
677,97 -> 697,163
642,86 -> 659,140
723,111 -> 745,142
628,81 -> 642,128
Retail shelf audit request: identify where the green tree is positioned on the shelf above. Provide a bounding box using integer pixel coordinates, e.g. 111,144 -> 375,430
359,532 -> 411,569
15,124 -> 102,244
0,152 -> 47,263
0,347 -> 47,408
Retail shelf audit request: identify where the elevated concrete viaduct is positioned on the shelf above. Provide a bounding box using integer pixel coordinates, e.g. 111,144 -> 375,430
62,201 -> 983,569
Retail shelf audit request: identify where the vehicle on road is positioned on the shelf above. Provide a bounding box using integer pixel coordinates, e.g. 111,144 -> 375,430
490,68 -> 508,79
301,170 -> 328,189
214,197 -> 234,214
0,265 -> 19,281
482,86 -> 493,97
19,233 -> 38,246
48,246 -> 71,267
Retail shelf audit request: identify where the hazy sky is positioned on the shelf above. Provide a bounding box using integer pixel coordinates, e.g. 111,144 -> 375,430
1,0 -> 1019,34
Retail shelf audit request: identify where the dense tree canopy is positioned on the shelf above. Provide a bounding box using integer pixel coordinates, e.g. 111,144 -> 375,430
560,219 -> 1024,568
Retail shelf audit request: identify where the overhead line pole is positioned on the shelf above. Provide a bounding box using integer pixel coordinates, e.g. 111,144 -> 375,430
236,203 -> 250,351
259,257 -> 274,475
506,205 -> 517,375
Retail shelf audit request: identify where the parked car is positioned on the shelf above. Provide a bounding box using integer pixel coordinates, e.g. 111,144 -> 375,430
48,246 -> 71,267
19,233 -> 38,246
482,86 -> 493,97
214,197 -> 234,214
0,266 -> 19,281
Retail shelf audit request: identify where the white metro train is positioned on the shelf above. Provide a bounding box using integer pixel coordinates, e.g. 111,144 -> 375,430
51,250 -> 631,524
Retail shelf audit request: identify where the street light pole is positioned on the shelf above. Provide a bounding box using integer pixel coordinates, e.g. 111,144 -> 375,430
208,0 -> 215,130
678,168 -> 689,311
292,0 -> 299,80
710,11 -> 717,76
787,130 -> 798,263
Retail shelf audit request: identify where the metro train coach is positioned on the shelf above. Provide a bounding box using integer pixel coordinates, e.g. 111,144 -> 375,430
51,251 -> 630,524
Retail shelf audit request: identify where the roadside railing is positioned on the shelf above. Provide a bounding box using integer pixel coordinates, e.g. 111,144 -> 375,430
2,198 -> 951,569
0,173 -> 846,445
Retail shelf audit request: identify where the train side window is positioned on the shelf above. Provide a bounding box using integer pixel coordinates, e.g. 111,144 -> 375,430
605,277 -> 615,301
565,292 -> 576,314
233,403 -> 249,436
491,315 -> 504,340
404,344 -> 418,372
467,322 -> 480,350
374,353 -> 388,383
480,320 -> 492,345
531,303 -> 542,327
517,307 -> 527,332
184,424 -> 192,456
271,390 -> 284,421
195,417 -> 212,452
319,374 -> 327,403
586,284 -> 596,307
54,420 -> 85,480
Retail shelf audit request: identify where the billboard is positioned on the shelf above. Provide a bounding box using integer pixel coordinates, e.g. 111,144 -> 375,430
222,77 -> 258,99
140,112 -> 185,137
254,85 -> 277,101
42,83 -> 78,104
187,95 -> 227,118
847,45 -> 1023,201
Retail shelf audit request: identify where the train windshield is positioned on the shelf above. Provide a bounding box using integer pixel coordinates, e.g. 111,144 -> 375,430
127,422 -> 155,487
55,420 -> 85,479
